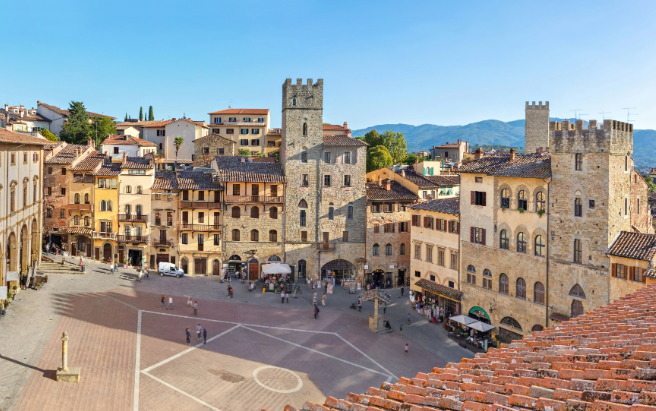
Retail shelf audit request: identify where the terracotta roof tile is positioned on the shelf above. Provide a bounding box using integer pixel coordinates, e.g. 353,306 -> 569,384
101,134 -> 157,147
390,168 -> 440,188
38,102 -> 115,119
322,135 -> 368,146
176,171 -> 223,190
366,180 -> 418,201
434,142 -> 464,148
71,151 -> 105,170
94,161 -> 121,176
460,155 -> 552,179
139,120 -> 174,128
322,124 -> 350,131
607,231 -> 656,261
152,171 -> 178,190
121,157 -> 153,169
425,175 -> 461,186
0,128 -> 50,145
214,156 -> 286,183
270,283 -> 656,411
410,197 -> 460,215
415,278 -> 463,301
46,144 -> 90,164
208,108 -> 269,115
1,108 -> 52,123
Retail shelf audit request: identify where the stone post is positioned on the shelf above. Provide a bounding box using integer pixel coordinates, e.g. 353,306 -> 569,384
56,331 -> 80,383
61,331 -> 68,371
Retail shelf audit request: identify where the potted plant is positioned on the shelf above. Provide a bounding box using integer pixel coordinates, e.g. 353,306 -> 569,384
44,275 -> 49,283
501,206 -> 507,211
518,207 -> 525,213
13,285 -> 18,294
537,209 -> 545,218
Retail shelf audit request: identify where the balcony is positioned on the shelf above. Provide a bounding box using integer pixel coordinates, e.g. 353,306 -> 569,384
153,239 -> 173,247
117,235 -> 149,244
68,203 -> 93,211
317,243 -> 336,251
225,195 -> 283,204
118,214 -> 149,223
179,224 -> 221,232
93,231 -> 116,240
179,201 -> 221,209
154,220 -> 174,227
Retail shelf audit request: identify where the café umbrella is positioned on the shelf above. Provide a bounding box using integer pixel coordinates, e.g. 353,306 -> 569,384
449,315 -> 478,326
468,321 -> 496,332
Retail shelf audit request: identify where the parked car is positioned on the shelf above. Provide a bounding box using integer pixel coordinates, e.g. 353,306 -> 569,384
158,262 -> 184,277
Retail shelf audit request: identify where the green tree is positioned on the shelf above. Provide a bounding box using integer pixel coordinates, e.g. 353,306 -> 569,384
404,153 -> 426,166
366,145 -> 393,172
174,137 -> 184,159
59,101 -> 91,144
139,106 -> 143,121
124,113 -> 128,121
238,148 -> 250,156
40,128 -> 59,142
271,150 -> 280,162
362,130 -> 382,147
91,115 -> 117,146
388,131 -> 408,164
148,106 -> 154,121
645,174 -> 656,193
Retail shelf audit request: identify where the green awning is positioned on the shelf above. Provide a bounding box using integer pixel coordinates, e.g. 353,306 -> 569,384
469,306 -> 490,320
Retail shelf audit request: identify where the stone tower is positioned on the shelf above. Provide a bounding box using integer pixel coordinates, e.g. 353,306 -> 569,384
547,119 -> 634,323
524,101 -> 549,155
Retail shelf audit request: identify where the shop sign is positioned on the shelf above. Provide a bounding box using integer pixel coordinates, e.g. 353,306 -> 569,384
6,271 -> 19,282
364,265 -> 368,269
0,286 -> 6,298
389,265 -> 394,269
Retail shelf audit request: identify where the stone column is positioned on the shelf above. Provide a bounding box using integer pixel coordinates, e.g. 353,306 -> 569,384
61,331 -> 68,371
56,331 -> 80,383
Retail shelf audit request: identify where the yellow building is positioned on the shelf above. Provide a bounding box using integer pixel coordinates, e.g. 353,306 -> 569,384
93,160 -> 121,263
607,231 -> 656,301
69,151 -> 104,258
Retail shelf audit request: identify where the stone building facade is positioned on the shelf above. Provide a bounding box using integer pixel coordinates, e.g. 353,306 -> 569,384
150,171 -> 179,269
524,101 -> 549,155
365,178 -> 417,288
281,79 -> 368,284
192,133 -> 236,167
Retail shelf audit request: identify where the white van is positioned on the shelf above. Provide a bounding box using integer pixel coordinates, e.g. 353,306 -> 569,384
158,262 -> 184,277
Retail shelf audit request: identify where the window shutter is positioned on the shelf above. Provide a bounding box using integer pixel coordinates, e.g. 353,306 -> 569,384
482,228 -> 486,245
642,268 -> 647,283
623,265 -> 628,280
471,191 -> 475,204
482,192 -> 487,206
470,227 -> 475,243
612,263 -> 617,278
424,216 -> 428,227
456,222 -> 460,234
629,266 -> 635,281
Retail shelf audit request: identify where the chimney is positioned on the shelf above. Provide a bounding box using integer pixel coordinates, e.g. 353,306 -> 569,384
343,122 -> 348,129
3,104 -> 7,111
37,100 -> 41,104
122,151 -> 127,164
377,175 -> 382,186
509,148 -> 516,160
20,110 -> 24,118
240,157 -> 246,163
384,179 -> 391,191
172,118 -> 176,121
474,147 -> 483,159
401,169 -> 406,177
87,137 -> 95,148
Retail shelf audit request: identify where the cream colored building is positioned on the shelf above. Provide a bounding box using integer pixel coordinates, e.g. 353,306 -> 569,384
606,231 -> 656,301
141,118 -> 209,161
207,109 -> 270,156
367,166 -> 459,201
150,171 -> 180,269
1,104 -> 52,133
101,134 -> 157,161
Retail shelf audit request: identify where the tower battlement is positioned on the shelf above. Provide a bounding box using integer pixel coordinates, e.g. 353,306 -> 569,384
549,119 -> 633,155
525,101 -> 549,110
282,78 -> 323,110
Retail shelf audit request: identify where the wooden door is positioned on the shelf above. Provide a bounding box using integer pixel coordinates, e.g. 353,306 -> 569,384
156,254 -> 169,265
87,243 -> 92,257
72,243 -> 77,256
248,259 -> 259,281
119,249 -> 124,265
322,232 -> 329,248
95,247 -> 100,261
212,260 -> 220,276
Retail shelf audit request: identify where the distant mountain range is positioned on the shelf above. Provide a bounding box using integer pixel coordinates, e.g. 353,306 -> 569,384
352,119 -> 656,173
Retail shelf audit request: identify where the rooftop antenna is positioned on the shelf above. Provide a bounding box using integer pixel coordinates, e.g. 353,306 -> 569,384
577,113 -> 588,120
622,107 -> 637,123
570,109 -> 583,120
598,111 -> 611,121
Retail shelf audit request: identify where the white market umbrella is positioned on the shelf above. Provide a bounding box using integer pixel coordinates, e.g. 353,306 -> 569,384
262,263 -> 291,275
468,321 -> 496,332
449,315 -> 478,326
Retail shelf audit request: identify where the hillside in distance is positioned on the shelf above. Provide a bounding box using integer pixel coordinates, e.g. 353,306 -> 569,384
353,119 -> 655,172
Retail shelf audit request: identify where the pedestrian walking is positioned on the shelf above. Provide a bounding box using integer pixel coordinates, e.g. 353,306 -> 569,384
400,286 -> 404,297
407,313 -> 411,325
110,264 -> 115,275
314,304 -> 320,320
138,270 -> 143,282
405,343 -> 408,354
286,292 -> 289,304
312,291 -> 317,306
400,325 -> 403,335
383,303 -> 387,315
186,294 -> 192,307
197,324 -> 202,341
248,282 -> 253,293
160,295 -> 165,309
168,296 -> 173,310
322,293 -> 326,306
203,328 -> 207,344
229,285 -> 233,298
144,268 -> 149,278
186,327 -> 191,346
193,301 -> 198,316
357,296 -> 362,312
281,290 -> 285,303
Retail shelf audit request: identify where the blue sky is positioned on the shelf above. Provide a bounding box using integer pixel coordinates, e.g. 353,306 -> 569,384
3,1 -> 655,129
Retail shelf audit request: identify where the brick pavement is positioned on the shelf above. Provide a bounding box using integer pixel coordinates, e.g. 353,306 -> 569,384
1,257 -> 472,411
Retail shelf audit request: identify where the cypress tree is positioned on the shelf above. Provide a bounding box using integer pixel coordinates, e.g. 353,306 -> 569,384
148,106 -> 154,121
139,106 -> 143,120
124,113 -> 127,121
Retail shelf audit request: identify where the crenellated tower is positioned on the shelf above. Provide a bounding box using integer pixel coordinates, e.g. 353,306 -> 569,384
524,101 -> 550,155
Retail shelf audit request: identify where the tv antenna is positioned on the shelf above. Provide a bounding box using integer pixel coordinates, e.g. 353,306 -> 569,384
622,107 -> 637,123
598,111 -> 611,120
570,109 -> 583,120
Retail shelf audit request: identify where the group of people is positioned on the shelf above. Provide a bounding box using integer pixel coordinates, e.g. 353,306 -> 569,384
45,243 -> 66,255
280,290 -> 290,303
312,291 -> 327,306
185,324 -> 208,346
227,284 -> 234,298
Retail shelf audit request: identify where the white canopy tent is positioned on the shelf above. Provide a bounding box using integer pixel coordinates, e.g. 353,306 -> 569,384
261,263 -> 291,275
449,315 -> 478,326
468,321 -> 496,332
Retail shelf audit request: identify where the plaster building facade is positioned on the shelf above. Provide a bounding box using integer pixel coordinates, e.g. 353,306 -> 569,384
365,178 -> 417,289
213,156 -> 286,279
207,109 -> 270,156
150,171 -> 179,269
429,140 -> 469,163
141,118 -> 208,161
37,101 -> 115,135
93,160 -> 121,263
606,231 -> 656,302
0,129 -> 46,305
266,128 -> 282,157
281,79 -> 368,285
1,104 -> 52,133
100,134 -> 157,161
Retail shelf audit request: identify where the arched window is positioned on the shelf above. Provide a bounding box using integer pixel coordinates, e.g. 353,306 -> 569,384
84,216 -> 90,227
303,123 -> 307,136
269,206 -> 278,219
517,190 -> 527,210
569,284 -> 586,299
300,210 -> 306,227
373,243 -> 379,256
500,316 -> 522,331
251,229 -> 259,241
535,235 -> 545,256
373,223 -> 380,233
467,265 -> 476,285
536,191 -> 545,212
385,243 -> 392,255
292,98 -> 296,106
328,203 -> 334,220
534,282 -> 545,304
532,324 -> 544,332
571,300 -> 584,318
74,215 -> 79,225
251,206 -> 259,218
500,188 -> 510,208
516,278 -> 526,299
299,199 -> 307,208
269,230 -> 277,242
232,229 -> 240,241
136,204 -> 142,215
84,193 -> 89,204
301,150 -> 308,163
232,206 -> 240,218
125,204 -> 131,214
575,198 -> 582,217
107,200 -> 113,211
181,258 -> 188,274
483,269 -> 491,277
74,193 -> 80,204
483,268 -> 492,289
400,243 -> 406,255
125,185 -> 132,194
500,229 -> 509,249
347,202 -> 353,220
517,232 -> 526,253
269,255 -> 281,262
100,200 -> 107,211
499,273 -> 509,294
136,186 -> 143,194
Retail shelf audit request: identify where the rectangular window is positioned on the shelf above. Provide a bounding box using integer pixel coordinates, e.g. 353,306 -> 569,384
47,208 -> 52,218
240,139 -> 248,146
48,167 -> 52,174
343,152 -> 352,165
218,148 -> 225,155
11,154 -> 15,165
198,212 -> 204,223
62,167 -> 67,175
302,174 -> 309,187
371,203 -> 381,213
324,152 -> 331,163
229,117 -> 236,122
182,233 -> 188,244
411,215 -> 420,226
438,249 -> 444,266
589,200 -> 595,209
198,191 -> 205,201
343,231 -> 349,242
471,227 -> 485,245
344,175 -> 351,187
575,198 -> 582,217
324,175 -> 331,186
61,187 -> 66,195
197,234 -> 204,245
450,252 -> 458,270
60,209 -> 65,218
399,222 -> 407,232
232,184 -> 240,195
23,153 -> 27,164
47,187 -> 52,195
414,271 -> 421,278
226,129 -> 234,134
251,129 -> 260,134
475,177 -> 483,183
471,191 -> 486,206
575,153 -> 583,171
414,245 -> 421,260
250,139 -> 260,145
183,190 -> 189,200
114,147 -> 119,154
625,198 -> 628,216
574,239 -> 582,263
301,231 -> 307,242
203,147 -> 210,154
157,129 -> 166,136
425,246 -> 433,263
240,129 -> 249,135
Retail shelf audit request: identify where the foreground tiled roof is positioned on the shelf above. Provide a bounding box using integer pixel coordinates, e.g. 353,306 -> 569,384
0,128 -> 50,145
460,154 -> 552,179
94,161 -> 121,176
46,144 -> 90,164
323,135 -> 368,146
390,168 -> 440,188
411,198 -> 460,215
276,284 -> 656,411
214,156 -> 286,183
152,171 -> 178,190
121,157 -> 153,169
208,108 -> 269,115
425,175 -> 461,186
101,134 -> 157,147
176,171 -> 223,190
71,151 -> 105,171
607,231 -> 656,261
38,102 -> 115,119
366,180 -> 418,201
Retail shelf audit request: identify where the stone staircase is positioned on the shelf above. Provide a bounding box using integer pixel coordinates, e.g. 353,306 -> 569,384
37,262 -> 84,275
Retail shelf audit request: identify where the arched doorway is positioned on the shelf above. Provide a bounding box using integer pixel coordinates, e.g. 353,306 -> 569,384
181,257 -> 189,274
227,255 -> 242,278
297,260 -> 306,280
212,259 -> 221,276
20,225 -> 28,273
499,316 -> 523,344
468,306 -> 491,324
103,243 -> 113,262
248,258 -> 259,281
321,259 -> 355,286
7,232 -> 17,272
31,218 -> 38,266
371,269 -> 385,288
